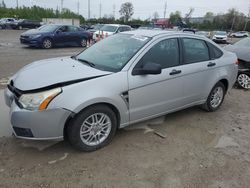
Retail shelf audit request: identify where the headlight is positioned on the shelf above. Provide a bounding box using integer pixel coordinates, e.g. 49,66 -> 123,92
19,88 -> 61,111
30,34 -> 41,39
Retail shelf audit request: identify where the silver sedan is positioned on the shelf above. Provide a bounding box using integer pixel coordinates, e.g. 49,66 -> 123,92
4,30 -> 238,151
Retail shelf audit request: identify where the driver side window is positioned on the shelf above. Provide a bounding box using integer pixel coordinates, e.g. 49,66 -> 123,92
136,38 -> 180,69
58,26 -> 67,32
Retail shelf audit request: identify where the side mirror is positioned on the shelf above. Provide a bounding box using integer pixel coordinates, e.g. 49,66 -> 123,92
56,30 -> 62,34
132,62 -> 162,75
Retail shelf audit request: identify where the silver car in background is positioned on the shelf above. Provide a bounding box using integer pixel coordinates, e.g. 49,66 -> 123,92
4,30 -> 238,151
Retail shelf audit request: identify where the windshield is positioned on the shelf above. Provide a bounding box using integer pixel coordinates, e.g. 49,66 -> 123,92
37,25 -> 58,32
76,34 -> 151,72
234,37 -> 250,47
215,31 -> 227,35
94,24 -> 104,30
100,25 -> 118,32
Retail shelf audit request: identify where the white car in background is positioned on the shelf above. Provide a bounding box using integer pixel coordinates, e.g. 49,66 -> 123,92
93,24 -> 131,41
231,31 -> 249,38
212,31 -> 228,43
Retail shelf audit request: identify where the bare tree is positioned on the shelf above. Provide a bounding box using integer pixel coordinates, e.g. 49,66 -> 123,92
153,11 -> 159,20
119,2 -> 134,22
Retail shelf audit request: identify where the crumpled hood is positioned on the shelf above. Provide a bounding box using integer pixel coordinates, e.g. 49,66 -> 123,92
224,45 -> 250,62
12,57 -> 111,91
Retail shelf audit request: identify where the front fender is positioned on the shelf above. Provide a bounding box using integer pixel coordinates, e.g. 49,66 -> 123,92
48,72 -> 130,127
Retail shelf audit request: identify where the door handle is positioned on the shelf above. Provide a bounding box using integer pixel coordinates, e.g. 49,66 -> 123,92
207,62 -> 216,67
169,69 -> 182,75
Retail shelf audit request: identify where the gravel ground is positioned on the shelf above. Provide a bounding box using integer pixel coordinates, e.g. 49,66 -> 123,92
0,30 -> 249,188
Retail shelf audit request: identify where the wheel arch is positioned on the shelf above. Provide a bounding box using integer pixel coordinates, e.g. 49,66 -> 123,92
63,102 -> 121,139
219,78 -> 229,92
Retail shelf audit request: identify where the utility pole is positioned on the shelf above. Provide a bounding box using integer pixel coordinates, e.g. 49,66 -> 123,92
77,0 -> 80,15
88,0 -> 90,20
113,4 -> 116,19
163,1 -> 167,19
230,13 -> 236,32
99,1 -> 102,18
61,0 -> 64,13
16,0 -> 19,8
243,6 -> 250,31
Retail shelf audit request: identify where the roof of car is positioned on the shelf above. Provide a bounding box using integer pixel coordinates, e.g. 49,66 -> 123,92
104,24 -> 130,27
123,29 -> 203,39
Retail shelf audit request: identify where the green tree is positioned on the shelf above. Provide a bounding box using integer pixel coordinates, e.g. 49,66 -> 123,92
119,2 -> 134,22
169,11 -> 182,25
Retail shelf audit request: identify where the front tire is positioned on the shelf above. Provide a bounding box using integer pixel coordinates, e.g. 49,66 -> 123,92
237,72 -> 250,89
202,82 -> 226,112
67,105 -> 118,151
42,38 -> 53,49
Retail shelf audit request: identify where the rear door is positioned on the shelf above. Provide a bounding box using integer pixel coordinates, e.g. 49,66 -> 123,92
67,26 -> 81,44
179,37 -> 220,104
128,37 -> 185,123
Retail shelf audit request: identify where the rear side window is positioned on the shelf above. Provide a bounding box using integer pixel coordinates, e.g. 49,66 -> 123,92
118,27 -> 130,32
182,38 -> 210,64
137,38 -> 179,69
68,26 -> 79,32
207,42 -> 223,59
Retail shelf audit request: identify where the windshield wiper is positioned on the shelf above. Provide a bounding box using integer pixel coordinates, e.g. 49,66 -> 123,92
71,56 -> 95,67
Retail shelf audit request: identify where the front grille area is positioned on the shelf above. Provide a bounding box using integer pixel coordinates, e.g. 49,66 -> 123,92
13,127 -> 34,137
20,35 -> 29,39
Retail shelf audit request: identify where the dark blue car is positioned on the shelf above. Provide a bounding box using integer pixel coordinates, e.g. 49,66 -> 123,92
20,24 -> 91,49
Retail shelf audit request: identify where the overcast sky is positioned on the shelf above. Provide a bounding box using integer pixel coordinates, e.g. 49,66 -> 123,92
5,0 -> 250,19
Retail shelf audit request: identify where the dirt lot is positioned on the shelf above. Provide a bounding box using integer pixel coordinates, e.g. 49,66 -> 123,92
0,30 -> 250,188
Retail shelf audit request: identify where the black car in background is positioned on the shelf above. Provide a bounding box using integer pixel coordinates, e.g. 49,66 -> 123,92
10,19 -> 41,30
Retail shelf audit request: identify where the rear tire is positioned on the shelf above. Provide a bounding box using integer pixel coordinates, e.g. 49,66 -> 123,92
67,105 -> 118,152
237,72 -> 250,89
202,82 -> 226,112
79,38 -> 87,47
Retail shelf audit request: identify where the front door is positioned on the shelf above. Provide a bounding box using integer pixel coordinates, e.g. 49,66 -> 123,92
128,38 -> 185,123
54,26 -> 71,46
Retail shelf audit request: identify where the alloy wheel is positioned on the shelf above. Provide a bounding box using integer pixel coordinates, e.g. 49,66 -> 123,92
81,39 -> 87,47
43,39 -> 52,49
237,73 -> 250,89
80,113 -> 112,146
210,86 -> 224,108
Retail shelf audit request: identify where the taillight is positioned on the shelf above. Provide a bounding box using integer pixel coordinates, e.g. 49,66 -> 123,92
235,59 -> 239,65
